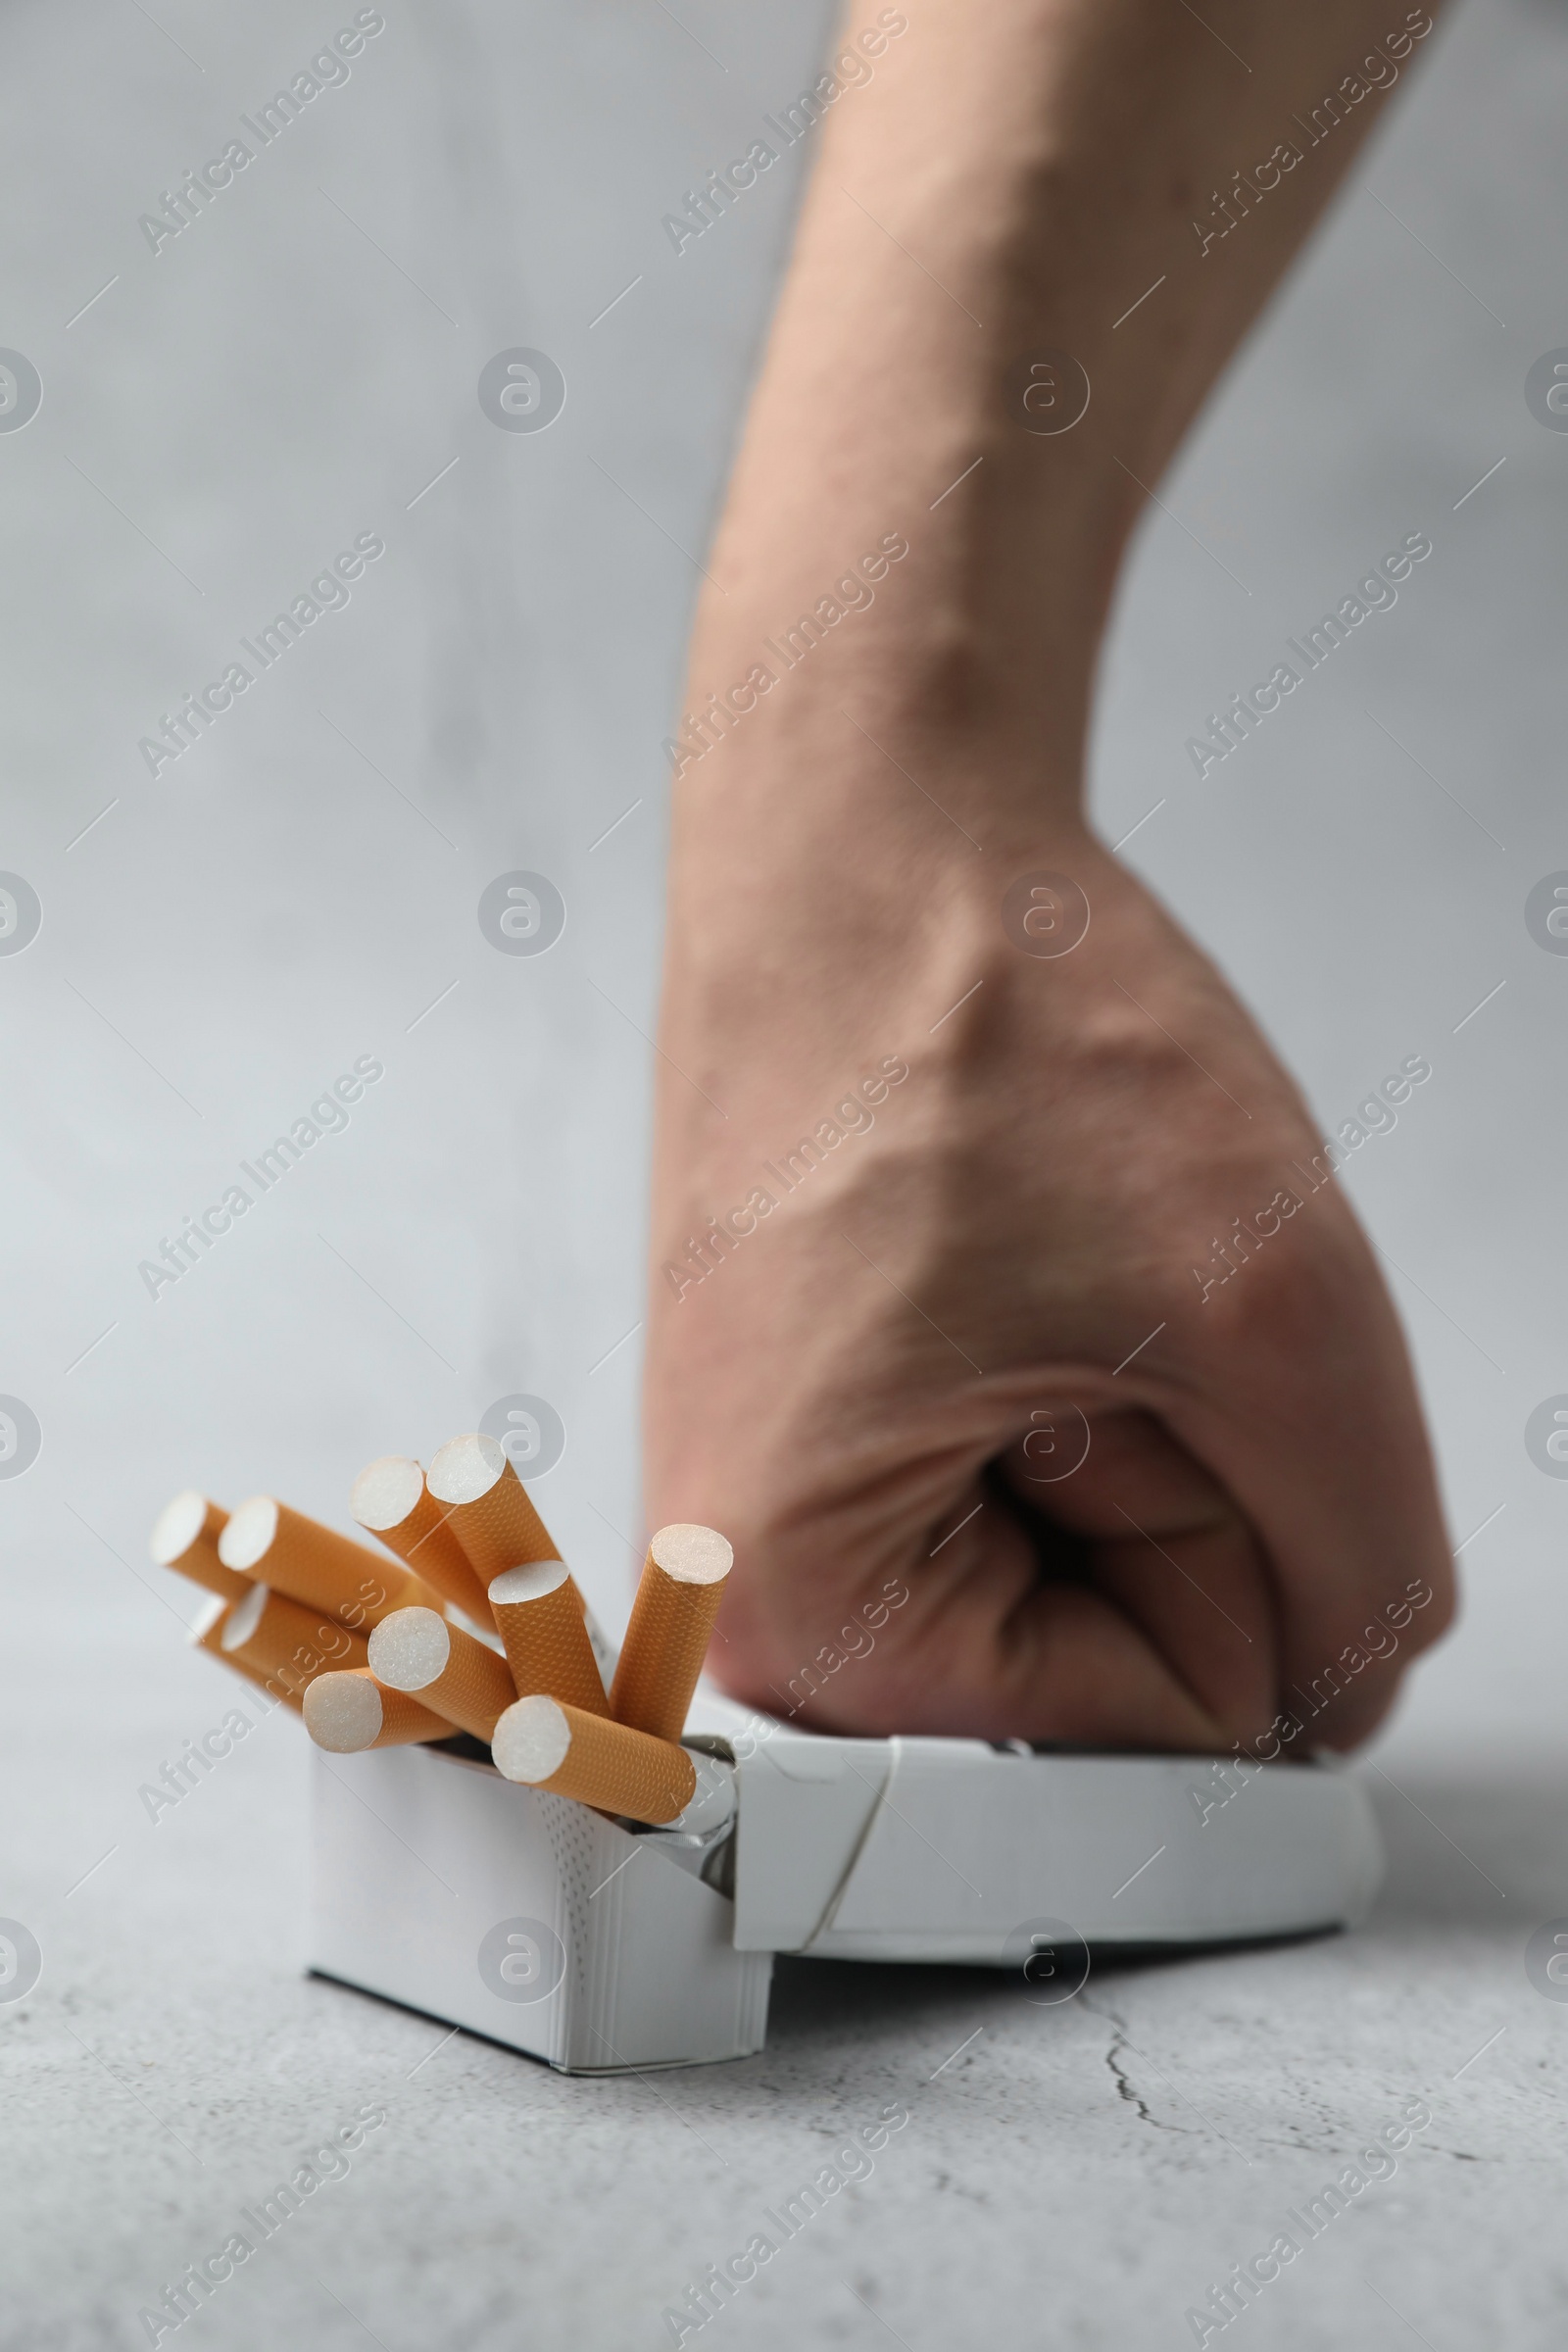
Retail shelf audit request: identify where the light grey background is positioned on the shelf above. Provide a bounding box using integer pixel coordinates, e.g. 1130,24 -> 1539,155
3,0 -> 1567,2343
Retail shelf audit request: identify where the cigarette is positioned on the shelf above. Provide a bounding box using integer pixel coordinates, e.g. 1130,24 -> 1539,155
191,1594 -> 292,1704
367,1606 -> 517,1743
350,1456 -> 495,1630
425,1433 -> 561,1581
150,1490 -> 250,1603
197,1583 -> 367,1711
610,1523 -> 733,1742
491,1694 -> 697,1825
218,1496 -> 437,1633
426,1436 -> 608,1715
484,1560 -> 610,1718
303,1667 -> 451,1753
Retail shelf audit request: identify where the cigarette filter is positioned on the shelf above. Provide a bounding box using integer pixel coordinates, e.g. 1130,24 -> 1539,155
198,1583 -> 368,1710
218,1495 -> 437,1632
150,1490 -> 249,1603
491,1694 -> 697,1825
425,1436 -> 607,1715
303,1668 -> 451,1753
610,1523 -> 733,1742
486,1559 -> 609,1718
367,1607 -> 517,1743
424,1433 -> 560,1583
350,1455 -> 495,1630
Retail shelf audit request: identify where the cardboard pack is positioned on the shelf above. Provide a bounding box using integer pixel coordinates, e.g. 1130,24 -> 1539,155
310,1690 -> 1382,2072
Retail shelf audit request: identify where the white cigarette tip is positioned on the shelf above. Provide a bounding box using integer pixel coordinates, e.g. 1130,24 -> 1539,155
220,1582 -> 269,1651
488,1558 -> 568,1605
218,1494 -> 280,1572
491,1694 -> 570,1784
367,1607 -> 450,1691
426,1432 -> 507,1506
350,1456 -> 426,1533
150,1489 -> 214,1567
303,1672 -> 384,1753
649,1524 -> 734,1586
189,1593 -> 227,1643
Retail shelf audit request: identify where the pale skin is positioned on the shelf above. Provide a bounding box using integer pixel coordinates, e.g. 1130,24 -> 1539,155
645,0 -> 1455,1753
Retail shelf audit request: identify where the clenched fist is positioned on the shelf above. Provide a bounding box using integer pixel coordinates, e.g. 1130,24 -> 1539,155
646,810 -> 1451,1754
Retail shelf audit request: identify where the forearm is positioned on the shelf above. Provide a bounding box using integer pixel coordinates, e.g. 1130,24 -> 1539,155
672,0 -> 1437,824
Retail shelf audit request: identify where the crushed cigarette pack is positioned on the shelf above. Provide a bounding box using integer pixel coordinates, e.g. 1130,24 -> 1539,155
308,1691 -> 1383,2074
153,1457 -> 1383,2077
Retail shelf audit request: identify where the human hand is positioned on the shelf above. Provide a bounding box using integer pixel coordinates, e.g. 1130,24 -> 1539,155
645,814 -> 1452,1754
641,0 -> 1453,1754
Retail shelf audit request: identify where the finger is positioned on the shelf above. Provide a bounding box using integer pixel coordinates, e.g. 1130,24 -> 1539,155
1134,1203 -> 1454,1750
712,1478 -> 1261,1751
995,1408 -> 1278,1737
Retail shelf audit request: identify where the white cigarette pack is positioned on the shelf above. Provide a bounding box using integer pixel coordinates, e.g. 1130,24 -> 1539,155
309,1695 -> 1382,2073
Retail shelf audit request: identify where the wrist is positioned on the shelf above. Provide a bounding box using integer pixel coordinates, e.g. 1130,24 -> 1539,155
673,568 -> 1099,814
662,740 -> 1104,1063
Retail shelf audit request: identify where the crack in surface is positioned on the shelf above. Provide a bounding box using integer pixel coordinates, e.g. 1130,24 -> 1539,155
1081,1995 -> 1201,2138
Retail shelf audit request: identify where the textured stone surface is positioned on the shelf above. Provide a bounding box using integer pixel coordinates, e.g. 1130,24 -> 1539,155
4,1694 -> 1566,2348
